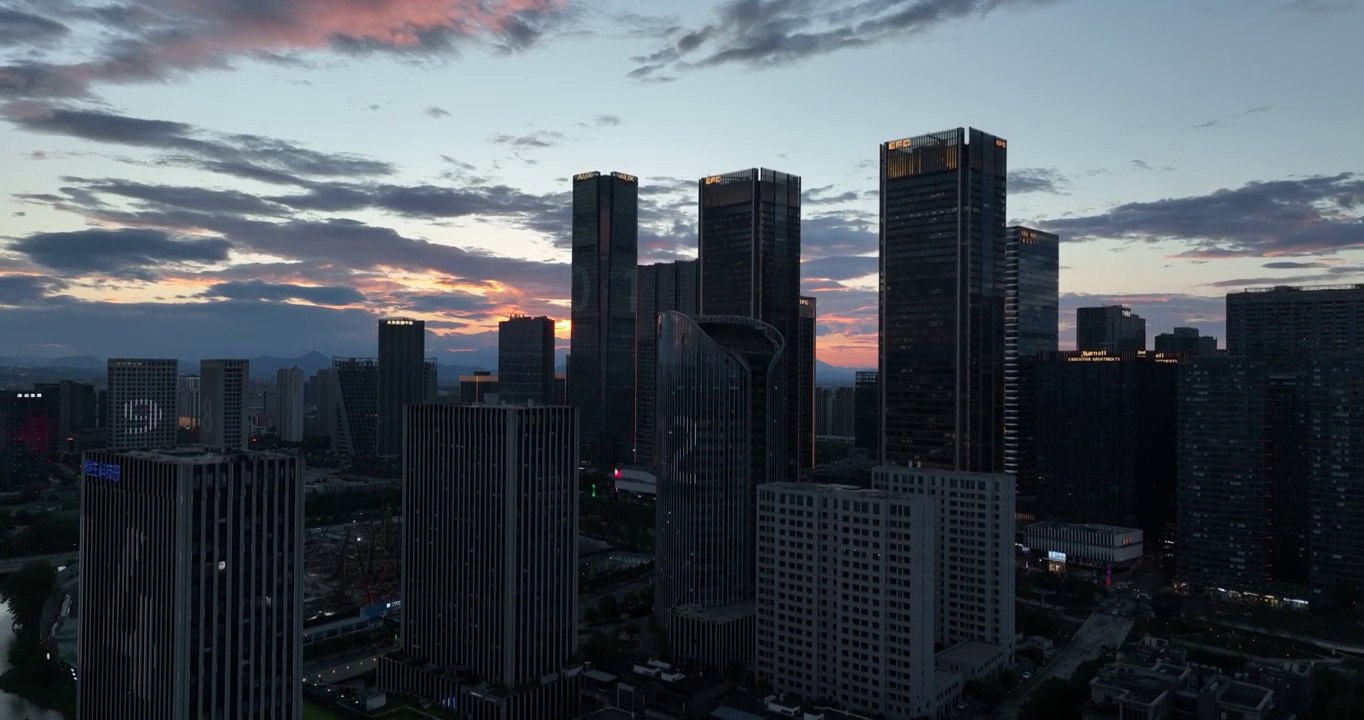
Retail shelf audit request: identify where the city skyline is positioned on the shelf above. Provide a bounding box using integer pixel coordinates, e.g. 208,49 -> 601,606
1,1 -> 1362,368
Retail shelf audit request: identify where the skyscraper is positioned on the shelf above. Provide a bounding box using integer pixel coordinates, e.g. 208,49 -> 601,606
1005,226 -> 1060,497
79,446 -> 303,720
331,358 -> 378,456
698,167 -> 802,481
176,375 -> 200,429
0,390 -> 48,489
570,170 -> 638,469
1227,285 -> 1364,365
378,317 -> 426,456
497,314 -> 555,406
854,370 -> 879,458
797,295 -> 817,478
107,359 -> 178,450
200,359 -> 249,451
654,312 -> 784,674
1076,305 -> 1146,352
872,466 -> 1016,656
879,128 -> 1007,472
276,367 -> 304,443
379,404 -> 579,719
756,483 -> 934,719
635,259 -> 699,468
1307,355 -> 1364,601
1034,350 -> 1179,544
1155,327 -> 1218,356
314,367 -> 334,440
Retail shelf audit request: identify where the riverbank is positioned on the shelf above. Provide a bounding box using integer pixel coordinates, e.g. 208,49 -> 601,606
0,561 -> 75,719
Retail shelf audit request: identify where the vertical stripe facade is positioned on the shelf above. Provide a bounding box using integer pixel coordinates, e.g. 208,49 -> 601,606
79,447 -> 303,720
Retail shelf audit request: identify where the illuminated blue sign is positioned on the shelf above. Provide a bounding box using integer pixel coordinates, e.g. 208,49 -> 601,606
83,461 -> 121,482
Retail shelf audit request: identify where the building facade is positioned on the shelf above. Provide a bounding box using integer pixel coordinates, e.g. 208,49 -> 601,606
107,359 -> 178,451
1034,351 -> 1179,545
756,482 -> 935,719
570,171 -> 638,469
314,368 -> 333,440
1004,226 -> 1059,498
378,318 -> 427,456
872,466 -> 1016,655
1307,355 -> 1364,601
1076,306 -> 1146,353
654,312 -> 784,674
276,367 -> 304,443
854,371 -> 879,458
879,128 -> 1008,472
0,390 -> 48,489
331,358 -> 378,456
382,404 -> 579,720
497,314 -> 556,406
636,260 -> 700,468
1226,285 -> 1364,365
815,386 -> 856,438
200,359 -> 249,451
797,296 -> 817,478
78,447 -> 303,720
1155,327 -> 1218,356
698,168 -> 803,482
176,375 -> 200,429
459,372 -> 498,404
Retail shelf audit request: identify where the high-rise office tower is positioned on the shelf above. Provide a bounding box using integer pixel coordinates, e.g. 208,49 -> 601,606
698,168 -> 802,481
107,359 -> 178,450
854,371 -> 880,457
1155,327 -> 1218,356
1076,306 -> 1146,352
797,295 -> 817,477
79,446 -> 303,720
1224,284 -> 1364,598
1307,355 -> 1364,600
331,358 -> 378,456
635,260 -> 699,467
378,317 -> 426,456
872,466 -> 1016,656
176,375 -> 200,429
570,170 -> 638,469
200,359 -> 249,451
1034,351 -> 1179,544
0,390 -> 48,489
276,367 -> 304,443
814,386 -> 856,437
379,405 -> 578,719
314,368 -> 333,440
422,359 -> 438,404
1004,226 -> 1059,497
655,312 -> 784,673
459,371 -> 498,404
1177,357 -> 1274,595
756,483 -> 934,719
497,314 -> 555,406
879,129 -> 1007,472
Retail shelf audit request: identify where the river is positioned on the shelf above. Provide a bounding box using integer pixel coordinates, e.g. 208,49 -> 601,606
0,605 -> 64,720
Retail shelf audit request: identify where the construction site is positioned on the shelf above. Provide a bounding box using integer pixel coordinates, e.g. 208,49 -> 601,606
303,507 -> 402,619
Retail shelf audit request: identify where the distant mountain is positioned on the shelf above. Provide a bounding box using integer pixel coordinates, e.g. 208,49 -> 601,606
815,360 -> 867,386
246,352 -> 332,379
0,355 -> 102,369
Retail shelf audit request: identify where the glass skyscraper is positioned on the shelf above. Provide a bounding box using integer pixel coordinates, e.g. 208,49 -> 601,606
635,260 -> 699,468
879,128 -> 1007,472
569,171 -> 638,469
698,168 -> 803,481
497,314 -> 556,406
1004,226 -> 1059,496
378,317 -> 426,456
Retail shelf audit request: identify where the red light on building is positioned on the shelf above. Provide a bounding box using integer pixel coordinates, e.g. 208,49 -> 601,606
614,469 -> 622,478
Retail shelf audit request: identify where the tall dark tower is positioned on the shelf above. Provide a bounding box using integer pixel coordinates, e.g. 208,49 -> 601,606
797,295 -> 817,477
498,314 -> 556,406
879,128 -> 1008,471
698,168 -> 802,481
635,260 -> 699,468
570,171 -> 638,469
378,317 -> 426,456
1004,226 -> 1059,497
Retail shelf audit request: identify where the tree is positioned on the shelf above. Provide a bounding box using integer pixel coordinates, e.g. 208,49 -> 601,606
597,595 -> 620,620
724,659 -> 747,686
583,606 -> 600,624
1151,591 -> 1183,620
622,591 -> 640,611
1,560 -> 57,630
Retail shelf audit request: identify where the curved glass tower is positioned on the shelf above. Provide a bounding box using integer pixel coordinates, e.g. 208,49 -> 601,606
654,311 -> 783,674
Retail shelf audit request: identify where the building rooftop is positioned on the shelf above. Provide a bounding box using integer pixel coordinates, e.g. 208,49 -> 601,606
936,641 -> 1006,668
1217,680 -> 1272,710
99,446 -> 295,464
576,709 -> 635,720
1025,521 -> 1142,535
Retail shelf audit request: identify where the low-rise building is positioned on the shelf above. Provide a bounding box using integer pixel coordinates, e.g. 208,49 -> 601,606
934,641 -> 1010,682
1085,657 -> 1302,720
1024,522 -> 1143,574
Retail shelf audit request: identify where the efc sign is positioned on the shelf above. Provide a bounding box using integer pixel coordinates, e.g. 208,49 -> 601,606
84,461 -> 121,482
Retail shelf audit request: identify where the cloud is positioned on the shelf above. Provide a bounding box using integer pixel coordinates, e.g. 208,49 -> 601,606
0,274 -> 66,306
1203,265 -> 1364,288
489,131 -> 562,148
1059,292 -> 1227,347
200,280 -> 367,306
804,184 -> 861,205
1192,104 -> 1274,131
425,106 -> 451,118
1011,167 -> 1069,195
8,228 -> 232,280
0,9 -> 69,46
80,178 -> 289,216
802,255 -> 877,282
1039,173 -> 1364,258
1262,260 -> 1332,269
0,0 -> 567,99
632,0 -> 1063,77
592,114 -> 622,126
1285,0 -> 1356,13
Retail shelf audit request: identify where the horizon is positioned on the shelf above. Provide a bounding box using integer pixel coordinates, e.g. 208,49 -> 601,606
1,1 -> 1362,367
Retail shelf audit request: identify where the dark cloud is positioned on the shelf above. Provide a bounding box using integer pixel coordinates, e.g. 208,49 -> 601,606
804,184 -> 861,205
0,9 -> 69,46
1263,260 -> 1332,269
802,211 -> 876,257
1010,167 -> 1069,195
1192,104 -> 1274,131
268,182 -> 563,222
1204,266 -> 1364,288
398,291 -> 497,314
0,0 -> 566,99
200,280 -> 367,306
632,0 -> 1063,77
8,228 -> 231,280
593,114 -> 622,126
489,131 -> 562,149
4,106 -> 394,181
1040,173 -> 1364,258
81,179 -> 288,216
425,106 -> 451,118
0,274 -> 66,306
802,255 -> 877,282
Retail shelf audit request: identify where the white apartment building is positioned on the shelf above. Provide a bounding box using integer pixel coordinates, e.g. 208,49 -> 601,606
872,466 -> 1016,659
756,482 -> 935,720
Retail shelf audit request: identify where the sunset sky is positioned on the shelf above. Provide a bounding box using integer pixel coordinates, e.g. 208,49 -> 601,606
1,0 -> 1361,368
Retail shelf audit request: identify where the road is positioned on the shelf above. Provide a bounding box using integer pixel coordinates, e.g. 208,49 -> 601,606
993,611 -> 1133,720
